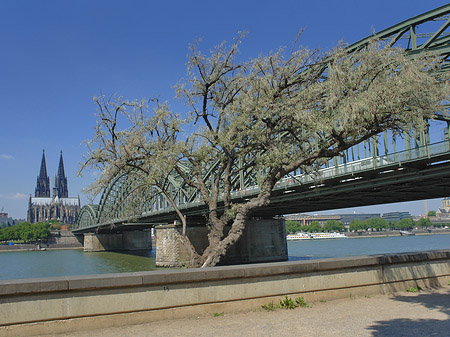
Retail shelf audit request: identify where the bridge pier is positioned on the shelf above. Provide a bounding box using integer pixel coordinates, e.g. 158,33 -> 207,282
156,218 -> 287,267
83,230 -> 152,252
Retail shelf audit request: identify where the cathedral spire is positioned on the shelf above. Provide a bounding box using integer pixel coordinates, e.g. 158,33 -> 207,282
53,151 -> 68,198
39,149 -> 48,179
35,149 -> 50,197
57,151 -> 66,179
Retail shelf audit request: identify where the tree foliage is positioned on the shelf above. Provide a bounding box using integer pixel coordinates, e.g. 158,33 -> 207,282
366,218 -> 388,230
350,217 -> 423,231
0,222 -> 50,243
392,218 -> 415,230
349,219 -> 368,231
285,220 -> 302,234
323,220 -> 344,232
416,217 -> 432,228
80,35 -> 449,267
308,221 -> 323,233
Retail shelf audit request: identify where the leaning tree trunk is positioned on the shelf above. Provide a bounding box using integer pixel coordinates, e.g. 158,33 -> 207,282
200,188 -> 272,268
201,211 -> 248,267
178,234 -> 202,267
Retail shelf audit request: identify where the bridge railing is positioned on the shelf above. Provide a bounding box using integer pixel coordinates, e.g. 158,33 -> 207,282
76,137 -> 450,231
139,139 -> 450,217
272,139 -> 450,192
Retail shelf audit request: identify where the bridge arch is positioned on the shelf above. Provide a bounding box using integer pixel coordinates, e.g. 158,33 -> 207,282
74,204 -> 99,230
94,170 -> 188,227
74,158 -> 257,231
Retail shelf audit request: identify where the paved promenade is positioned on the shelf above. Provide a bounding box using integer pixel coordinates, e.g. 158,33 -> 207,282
44,284 -> 450,337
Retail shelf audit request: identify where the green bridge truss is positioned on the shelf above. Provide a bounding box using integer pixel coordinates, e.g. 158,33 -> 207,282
74,4 -> 450,233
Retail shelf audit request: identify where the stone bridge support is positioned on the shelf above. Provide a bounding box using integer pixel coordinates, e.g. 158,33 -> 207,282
83,230 -> 151,252
156,218 -> 287,267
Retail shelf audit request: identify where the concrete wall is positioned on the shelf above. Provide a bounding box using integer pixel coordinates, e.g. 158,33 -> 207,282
156,218 -> 287,267
84,230 -> 151,252
0,250 -> 449,336
48,230 -> 83,248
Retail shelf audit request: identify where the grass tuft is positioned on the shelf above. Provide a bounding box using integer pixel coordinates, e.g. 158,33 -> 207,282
262,296 -> 309,311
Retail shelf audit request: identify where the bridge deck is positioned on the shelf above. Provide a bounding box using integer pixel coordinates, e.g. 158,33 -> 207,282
74,140 -> 450,233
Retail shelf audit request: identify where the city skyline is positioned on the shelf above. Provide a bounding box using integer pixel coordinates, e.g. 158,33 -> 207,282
1,0 -> 449,219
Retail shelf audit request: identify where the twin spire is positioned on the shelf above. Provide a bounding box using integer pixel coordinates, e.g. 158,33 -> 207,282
35,150 -> 50,197
35,150 -> 68,198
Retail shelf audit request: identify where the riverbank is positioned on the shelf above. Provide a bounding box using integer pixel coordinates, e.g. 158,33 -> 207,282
0,242 -> 83,252
0,230 -> 83,252
346,228 -> 450,238
0,245 -> 83,252
40,284 -> 450,337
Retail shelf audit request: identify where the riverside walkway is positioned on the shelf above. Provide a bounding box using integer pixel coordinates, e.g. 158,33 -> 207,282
43,285 -> 450,337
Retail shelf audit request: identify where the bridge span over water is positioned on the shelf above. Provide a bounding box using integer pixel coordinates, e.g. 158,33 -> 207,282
75,4 -> 450,235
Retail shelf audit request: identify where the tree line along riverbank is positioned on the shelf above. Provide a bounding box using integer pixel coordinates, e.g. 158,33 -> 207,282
346,228 -> 450,238
0,222 -> 82,251
285,217 -> 449,234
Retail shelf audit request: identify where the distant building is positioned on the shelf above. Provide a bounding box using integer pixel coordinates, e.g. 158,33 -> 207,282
284,214 -> 340,226
382,211 -> 411,223
0,211 -> 10,227
0,210 -> 19,227
339,213 -> 381,226
436,197 -> 450,217
285,213 -> 381,230
27,150 -> 81,224
429,197 -> 450,224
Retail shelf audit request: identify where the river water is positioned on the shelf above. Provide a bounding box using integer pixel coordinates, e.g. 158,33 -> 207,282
0,234 -> 449,281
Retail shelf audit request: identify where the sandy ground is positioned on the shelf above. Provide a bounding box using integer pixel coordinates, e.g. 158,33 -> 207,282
43,284 -> 450,337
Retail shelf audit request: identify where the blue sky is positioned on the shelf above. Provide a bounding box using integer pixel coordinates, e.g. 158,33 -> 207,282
1,0 -> 449,219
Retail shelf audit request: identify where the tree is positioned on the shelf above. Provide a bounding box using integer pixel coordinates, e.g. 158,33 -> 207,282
366,218 -> 388,231
80,35 -> 448,268
0,222 -> 50,243
417,217 -> 431,228
394,218 -> 415,230
32,222 -> 51,241
349,219 -> 366,231
308,221 -> 323,232
323,220 -> 344,232
427,210 -> 437,217
50,223 -> 62,230
285,220 -> 302,234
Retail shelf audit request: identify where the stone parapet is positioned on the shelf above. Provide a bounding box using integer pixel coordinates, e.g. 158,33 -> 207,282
0,249 -> 449,336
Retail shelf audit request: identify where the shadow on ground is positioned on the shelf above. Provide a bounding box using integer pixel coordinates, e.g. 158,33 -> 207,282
367,288 -> 450,336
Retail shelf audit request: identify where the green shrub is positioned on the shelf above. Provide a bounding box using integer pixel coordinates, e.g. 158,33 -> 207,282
295,297 -> 309,308
279,296 -> 297,309
406,286 -> 423,292
262,296 -> 309,311
261,301 -> 279,311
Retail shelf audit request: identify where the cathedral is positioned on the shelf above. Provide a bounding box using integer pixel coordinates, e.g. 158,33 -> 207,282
27,150 -> 81,225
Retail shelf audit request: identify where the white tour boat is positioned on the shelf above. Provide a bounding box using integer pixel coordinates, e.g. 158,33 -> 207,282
286,233 -> 312,240
287,232 -> 348,241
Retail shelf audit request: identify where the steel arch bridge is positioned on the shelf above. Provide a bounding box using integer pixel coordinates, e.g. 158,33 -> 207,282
74,4 -> 450,234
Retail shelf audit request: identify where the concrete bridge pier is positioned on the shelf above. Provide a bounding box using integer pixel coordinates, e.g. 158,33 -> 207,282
156,217 -> 287,267
83,230 -> 152,252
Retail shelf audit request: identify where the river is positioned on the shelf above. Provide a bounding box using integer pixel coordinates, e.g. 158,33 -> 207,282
0,234 -> 449,281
